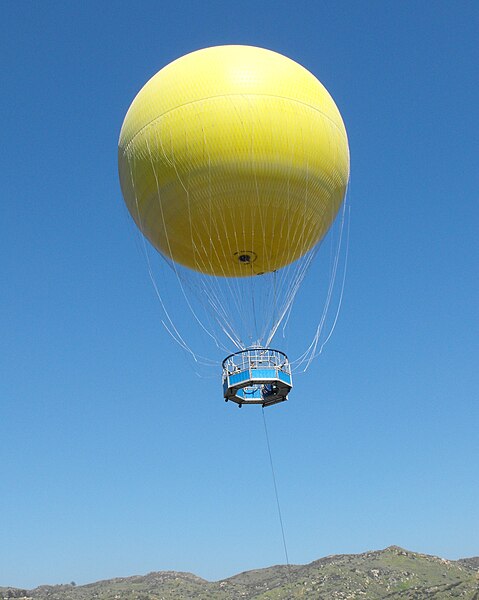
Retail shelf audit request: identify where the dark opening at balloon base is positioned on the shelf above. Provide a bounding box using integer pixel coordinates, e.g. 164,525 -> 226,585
222,348 -> 292,407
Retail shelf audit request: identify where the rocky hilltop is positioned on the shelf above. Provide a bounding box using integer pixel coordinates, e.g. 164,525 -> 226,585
2,546 -> 478,599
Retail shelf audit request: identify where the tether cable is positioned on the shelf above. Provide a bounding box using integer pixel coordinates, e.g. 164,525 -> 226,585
262,407 -> 294,598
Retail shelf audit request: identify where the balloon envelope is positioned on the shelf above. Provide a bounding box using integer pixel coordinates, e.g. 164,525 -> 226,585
118,45 -> 349,278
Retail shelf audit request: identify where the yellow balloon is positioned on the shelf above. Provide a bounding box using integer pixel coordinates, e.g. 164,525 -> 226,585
118,45 -> 349,277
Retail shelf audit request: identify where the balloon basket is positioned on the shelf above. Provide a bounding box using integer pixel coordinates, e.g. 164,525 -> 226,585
222,348 -> 292,407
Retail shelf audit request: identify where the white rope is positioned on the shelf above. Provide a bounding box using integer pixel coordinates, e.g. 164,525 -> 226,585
291,189 -> 350,372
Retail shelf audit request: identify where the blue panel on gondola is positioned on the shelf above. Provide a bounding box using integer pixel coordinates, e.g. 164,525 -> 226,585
229,370 -> 249,385
236,387 -> 263,400
278,371 -> 292,384
250,368 -> 276,379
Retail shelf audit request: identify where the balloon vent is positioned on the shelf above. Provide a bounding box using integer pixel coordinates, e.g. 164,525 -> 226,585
234,251 -> 257,265
222,348 -> 292,407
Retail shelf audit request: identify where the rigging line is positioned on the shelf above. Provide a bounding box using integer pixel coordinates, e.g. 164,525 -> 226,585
141,237 -> 217,365
274,120 -> 313,304
280,245 -> 321,340
273,270 -> 277,337
261,408 -> 294,598
215,94 -> 253,349
291,192 -> 348,369
125,153 -> 202,362
306,189 -> 349,364
269,198 -> 322,346
202,212 -> 248,348
149,133 -> 235,351
292,191 -> 349,371
267,253 -> 315,348
249,100 -> 262,344
304,198 -> 351,369
129,144 -> 222,363
191,117 -> 246,347
264,248 -> 316,348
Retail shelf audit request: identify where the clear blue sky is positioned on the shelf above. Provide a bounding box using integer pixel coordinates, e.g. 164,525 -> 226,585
1,0 -> 478,589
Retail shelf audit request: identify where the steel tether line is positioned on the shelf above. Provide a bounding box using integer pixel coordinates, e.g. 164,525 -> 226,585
261,407 -> 294,598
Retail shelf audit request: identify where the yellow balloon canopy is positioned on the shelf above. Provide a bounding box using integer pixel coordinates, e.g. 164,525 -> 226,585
118,45 -> 349,277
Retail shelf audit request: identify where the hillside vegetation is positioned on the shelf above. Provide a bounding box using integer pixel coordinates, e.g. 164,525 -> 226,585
2,546 -> 478,599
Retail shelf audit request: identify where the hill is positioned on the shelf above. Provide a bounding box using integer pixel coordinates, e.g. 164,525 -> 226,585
2,546 -> 478,599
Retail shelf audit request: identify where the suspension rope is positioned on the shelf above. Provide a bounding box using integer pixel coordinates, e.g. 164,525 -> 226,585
261,408 -> 294,598
291,189 -> 351,373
